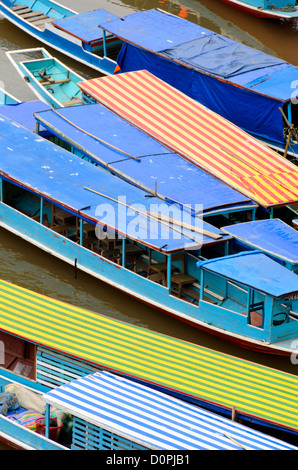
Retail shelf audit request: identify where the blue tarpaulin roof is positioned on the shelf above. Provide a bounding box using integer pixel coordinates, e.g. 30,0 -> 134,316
34,105 -> 254,215
221,219 -> 298,265
0,114 -> 226,252
44,371 -> 298,450
53,9 -> 119,43
0,101 -> 49,131
197,252 -> 298,297
100,8 -> 288,96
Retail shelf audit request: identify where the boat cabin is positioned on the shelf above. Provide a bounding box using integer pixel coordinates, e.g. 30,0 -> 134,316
198,251 -> 298,345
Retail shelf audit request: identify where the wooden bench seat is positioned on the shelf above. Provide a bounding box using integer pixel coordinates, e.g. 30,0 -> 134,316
63,98 -> 82,106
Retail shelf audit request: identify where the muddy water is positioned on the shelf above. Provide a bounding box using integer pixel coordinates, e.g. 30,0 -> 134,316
0,0 -> 298,449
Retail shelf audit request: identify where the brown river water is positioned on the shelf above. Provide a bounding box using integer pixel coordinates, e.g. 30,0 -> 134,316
0,0 -> 298,449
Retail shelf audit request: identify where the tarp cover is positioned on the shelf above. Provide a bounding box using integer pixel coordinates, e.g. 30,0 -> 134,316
53,9 -> 119,43
221,219 -> 298,265
0,114 -> 225,251
34,104 -> 254,215
197,252 -> 298,297
44,371 -> 298,450
100,9 -> 298,145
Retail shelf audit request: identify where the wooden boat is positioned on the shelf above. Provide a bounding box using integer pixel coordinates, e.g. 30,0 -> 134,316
1,114 -> 298,356
6,48 -> 84,108
100,8 -> 298,157
0,277 -> 298,448
0,87 -> 20,105
219,0 -> 298,19
0,0 -> 122,75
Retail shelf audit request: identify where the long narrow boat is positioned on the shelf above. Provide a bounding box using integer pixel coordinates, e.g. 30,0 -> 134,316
1,114 -> 298,355
6,48 -> 84,108
0,277 -> 298,448
219,0 -> 298,19
99,8 -> 298,157
0,0 -> 122,74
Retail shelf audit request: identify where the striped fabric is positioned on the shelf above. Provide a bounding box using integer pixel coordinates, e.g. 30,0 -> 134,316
45,371 -> 297,450
78,70 -> 298,208
1,278 -> 298,433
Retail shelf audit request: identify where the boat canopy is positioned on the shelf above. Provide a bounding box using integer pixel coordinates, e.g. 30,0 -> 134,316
34,105 -> 255,215
0,114 -> 226,252
1,277 -> 298,433
197,252 -> 298,297
78,70 -> 298,208
52,9 -> 119,43
101,9 -> 284,81
0,100 -> 49,131
221,219 -> 298,266
44,371 -> 297,450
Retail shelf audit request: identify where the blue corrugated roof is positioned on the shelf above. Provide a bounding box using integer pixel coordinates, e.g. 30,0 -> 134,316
197,252 -> 298,297
44,371 -> 298,450
0,114 -> 226,251
34,104 -> 254,215
221,219 -> 298,265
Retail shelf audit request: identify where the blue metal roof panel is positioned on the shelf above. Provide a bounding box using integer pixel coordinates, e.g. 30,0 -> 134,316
197,252 -> 298,297
53,9 -> 120,43
44,371 -> 298,450
221,219 -> 298,265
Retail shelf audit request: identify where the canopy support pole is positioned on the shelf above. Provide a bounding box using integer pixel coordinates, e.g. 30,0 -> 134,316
40,197 -> 44,224
122,238 -> 126,267
45,403 -> 50,439
167,253 -> 171,291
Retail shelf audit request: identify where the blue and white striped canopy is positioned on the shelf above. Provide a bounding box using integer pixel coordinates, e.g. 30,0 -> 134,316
44,371 -> 297,450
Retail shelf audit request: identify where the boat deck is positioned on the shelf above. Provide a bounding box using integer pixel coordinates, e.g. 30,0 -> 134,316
10,4 -> 52,30
1,278 -> 298,435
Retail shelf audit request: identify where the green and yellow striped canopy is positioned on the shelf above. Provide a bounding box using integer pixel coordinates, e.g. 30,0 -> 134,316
0,278 -> 298,432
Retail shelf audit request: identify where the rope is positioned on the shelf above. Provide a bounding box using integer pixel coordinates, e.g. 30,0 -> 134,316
223,433 -> 249,450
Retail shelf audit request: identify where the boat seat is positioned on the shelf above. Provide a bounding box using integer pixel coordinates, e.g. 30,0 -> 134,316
21,11 -> 45,19
27,14 -> 50,23
12,7 -> 31,14
40,78 -> 71,86
63,97 -> 82,106
10,5 -> 27,11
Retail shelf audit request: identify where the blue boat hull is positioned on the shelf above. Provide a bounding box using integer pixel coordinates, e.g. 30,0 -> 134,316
0,2 -> 117,74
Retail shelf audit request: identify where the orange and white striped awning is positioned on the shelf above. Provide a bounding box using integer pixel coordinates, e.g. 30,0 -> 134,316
79,70 -> 298,208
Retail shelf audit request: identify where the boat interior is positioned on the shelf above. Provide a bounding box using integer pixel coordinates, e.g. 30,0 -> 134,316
23,55 -> 83,105
8,0 -> 70,30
